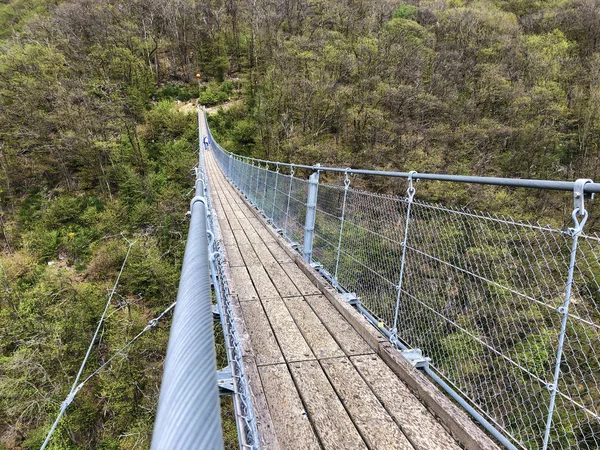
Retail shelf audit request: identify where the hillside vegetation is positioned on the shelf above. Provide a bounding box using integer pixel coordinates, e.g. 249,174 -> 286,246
1,0 -> 600,448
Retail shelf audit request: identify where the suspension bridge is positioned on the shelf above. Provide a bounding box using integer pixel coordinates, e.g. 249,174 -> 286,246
151,108 -> 600,450
43,105 -> 600,450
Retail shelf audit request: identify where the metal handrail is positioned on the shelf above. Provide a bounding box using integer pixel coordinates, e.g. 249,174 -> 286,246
205,130 -> 600,193
151,140 -> 223,448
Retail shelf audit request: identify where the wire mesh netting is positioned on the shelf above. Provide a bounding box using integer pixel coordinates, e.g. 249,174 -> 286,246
210,140 -> 600,450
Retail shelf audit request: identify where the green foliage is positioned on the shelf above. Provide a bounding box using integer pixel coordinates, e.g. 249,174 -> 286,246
0,0 -> 49,41
392,4 -> 418,20
155,85 -> 196,102
199,82 -> 231,106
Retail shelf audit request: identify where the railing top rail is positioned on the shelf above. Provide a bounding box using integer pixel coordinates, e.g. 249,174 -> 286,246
205,121 -> 598,193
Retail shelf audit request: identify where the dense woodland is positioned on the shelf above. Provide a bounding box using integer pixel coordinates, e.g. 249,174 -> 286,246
2,0 -> 600,448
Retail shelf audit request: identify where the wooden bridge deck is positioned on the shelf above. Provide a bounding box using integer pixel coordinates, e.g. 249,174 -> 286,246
202,124 -> 499,450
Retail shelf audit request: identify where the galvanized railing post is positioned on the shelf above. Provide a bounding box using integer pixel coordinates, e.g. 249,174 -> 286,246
542,179 -> 593,449
390,171 -> 417,346
271,163 -> 280,221
255,162 -> 262,205
245,159 -> 252,196
284,166 -> 295,238
261,164 -> 269,212
228,154 -> 233,179
334,170 -> 351,286
302,170 -> 320,263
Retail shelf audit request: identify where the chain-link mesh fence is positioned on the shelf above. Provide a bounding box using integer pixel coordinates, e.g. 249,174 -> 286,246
209,126 -> 600,450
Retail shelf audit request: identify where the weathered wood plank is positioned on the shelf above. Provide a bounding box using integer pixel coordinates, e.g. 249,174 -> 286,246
282,297 -> 344,360
263,263 -> 301,298
224,245 -> 245,267
220,228 -> 236,246
218,219 -> 232,234
304,295 -> 374,356
320,357 -> 414,450
243,224 -> 264,244
262,297 -> 315,362
237,244 -> 261,267
250,242 -> 278,266
259,364 -> 321,450
289,360 -> 367,450
242,356 -> 281,449
264,239 -> 294,263
280,263 -> 321,296
229,266 -> 259,301
227,216 -> 243,230
239,301 -> 285,366
351,354 -> 462,450
247,265 -> 280,299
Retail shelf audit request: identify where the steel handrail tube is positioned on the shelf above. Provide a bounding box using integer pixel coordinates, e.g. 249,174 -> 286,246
151,186 -> 223,448
208,142 -> 600,193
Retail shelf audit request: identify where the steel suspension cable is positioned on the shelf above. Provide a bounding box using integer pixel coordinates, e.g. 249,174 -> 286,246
41,240 -> 135,449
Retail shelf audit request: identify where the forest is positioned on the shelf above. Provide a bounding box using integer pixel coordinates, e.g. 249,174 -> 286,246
2,0 -> 600,448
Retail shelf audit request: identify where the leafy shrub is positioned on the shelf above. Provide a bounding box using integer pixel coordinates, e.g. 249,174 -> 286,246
393,4 -> 418,20
155,85 -> 195,101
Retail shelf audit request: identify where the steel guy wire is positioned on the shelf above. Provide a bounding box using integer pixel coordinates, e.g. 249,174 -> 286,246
391,171 -> 417,346
334,170 -> 351,283
41,240 -> 135,450
543,205 -> 590,450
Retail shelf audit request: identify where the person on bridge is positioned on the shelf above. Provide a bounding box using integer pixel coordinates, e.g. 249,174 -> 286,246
203,135 -> 210,151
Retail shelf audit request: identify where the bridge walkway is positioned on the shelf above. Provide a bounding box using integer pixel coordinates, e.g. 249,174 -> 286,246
203,145 -> 479,450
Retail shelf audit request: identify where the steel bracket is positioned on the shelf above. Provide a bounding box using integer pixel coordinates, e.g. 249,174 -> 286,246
341,292 -> 360,306
212,304 -> 220,322
574,178 -> 594,214
290,242 -> 301,251
401,348 -> 431,369
217,366 -> 234,396
311,262 -> 323,271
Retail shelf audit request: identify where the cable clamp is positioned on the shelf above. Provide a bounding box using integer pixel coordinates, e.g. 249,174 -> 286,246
190,196 -> 207,211
344,169 -> 351,188
574,179 -> 594,213
407,171 -> 418,198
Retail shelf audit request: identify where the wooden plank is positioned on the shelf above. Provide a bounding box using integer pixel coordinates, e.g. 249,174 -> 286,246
259,364 -> 321,450
263,263 -> 301,298
262,297 -> 315,362
244,227 -> 264,245
242,356 -> 281,449
281,263 -> 321,296
234,210 -> 248,220
264,239 -> 294,263
239,301 -> 284,366
237,244 -> 261,267
247,265 -> 280,299
230,227 -> 252,247
289,360 -> 367,450
229,266 -> 259,301
282,297 -> 345,359
320,357 -> 414,450
250,242 -> 278,266
227,216 -> 243,230
224,245 -> 245,267
305,295 -> 374,356
226,271 -> 281,448
218,218 -> 232,234
351,354 -> 461,450
220,228 -> 236,246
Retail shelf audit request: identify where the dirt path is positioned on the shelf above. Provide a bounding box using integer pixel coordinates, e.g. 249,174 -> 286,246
176,99 -> 242,115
